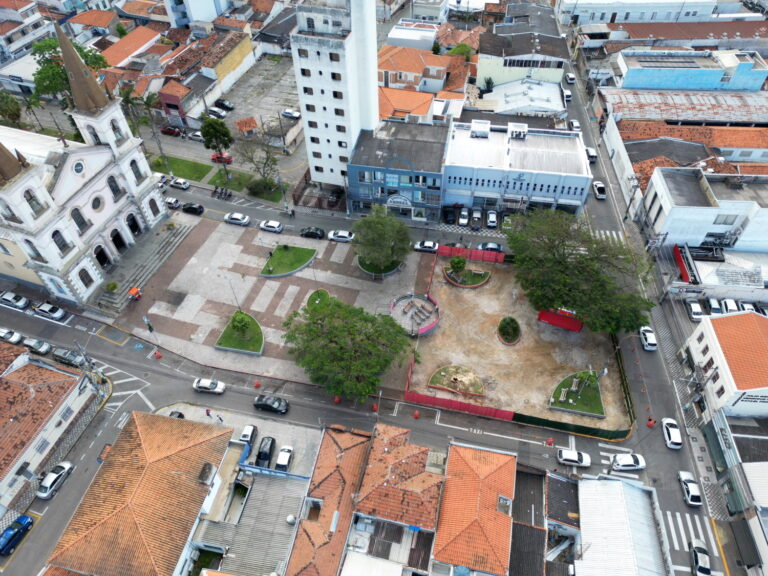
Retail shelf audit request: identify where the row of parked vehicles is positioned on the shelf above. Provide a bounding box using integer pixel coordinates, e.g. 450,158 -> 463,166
685,297 -> 768,322
444,207 -> 499,230
240,425 -> 294,472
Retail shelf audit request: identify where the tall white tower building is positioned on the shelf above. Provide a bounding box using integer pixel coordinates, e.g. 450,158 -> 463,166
290,0 -> 378,189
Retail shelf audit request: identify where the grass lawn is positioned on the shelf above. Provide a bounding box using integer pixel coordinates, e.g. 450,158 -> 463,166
429,365 -> 485,396
550,371 -> 605,416
209,168 -> 254,192
445,267 -> 490,286
359,259 -> 400,275
307,289 -> 330,312
263,246 -> 316,275
498,317 -> 520,343
216,312 -> 263,353
151,156 -> 212,182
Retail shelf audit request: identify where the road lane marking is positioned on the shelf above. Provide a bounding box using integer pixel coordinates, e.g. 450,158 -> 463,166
686,513 -> 695,542
705,516 -> 720,558
112,377 -> 138,384
666,511 -> 679,550
677,513 -> 688,550
599,442 -> 633,452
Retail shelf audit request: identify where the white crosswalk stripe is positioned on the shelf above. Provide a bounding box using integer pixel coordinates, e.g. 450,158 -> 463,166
592,229 -> 625,244
660,509 -> 716,554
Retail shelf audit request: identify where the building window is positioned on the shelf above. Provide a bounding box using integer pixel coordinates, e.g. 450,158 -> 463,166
306,17 -> 315,30
24,239 -> 45,262
35,438 -> 50,454
24,189 -> 46,216
71,208 -> 91,235
334,108 -> 344,116
306,104 -> 316,112
339,141 -> 347,148
712,372 -> 720,384
310,137 -> 320,144
61,406 -> 74,421
298,48 -> 309,58
312,152 -> 322,158
339,156 -> 349,163
0,200 -> 20,223
336,125 -> 346,133
716,385 -> 725,398
331,72 -> 341,81
341,170 -> 347,177
701,345 -> 709,356
332,91 -> 343,99
303,87 -> 314,95
301,68 -> 311,77
703,358 -> 715,372
330,52 -> 340,62
52,230 -> 72,256
108,176 -> 123,201
696,332 -> 704,343
0,242 -> 8,256
130,159 -> 144,183
714,214 -> 737,225
87,125 -> 101,144
79,268 -> 94,288
111,119 -> 125,142
314,166 -> 324,173
308,121 -> 318,129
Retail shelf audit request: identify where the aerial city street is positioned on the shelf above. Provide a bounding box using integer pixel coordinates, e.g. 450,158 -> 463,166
1,1 -> 768,576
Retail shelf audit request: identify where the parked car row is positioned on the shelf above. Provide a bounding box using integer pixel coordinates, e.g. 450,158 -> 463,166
688,297 -> 768,320
443,207 -> 499,230
0,327 -> 54,355
247,429 -> 294,472
0,291 -> 69,322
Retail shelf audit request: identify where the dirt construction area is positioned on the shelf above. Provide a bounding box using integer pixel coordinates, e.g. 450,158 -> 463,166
411,260 -> 631,431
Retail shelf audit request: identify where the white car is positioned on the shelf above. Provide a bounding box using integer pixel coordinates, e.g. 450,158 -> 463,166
662,417 -> 683,450
458,207 -> 470,226
678,471 -> 703,507
0,291 -> 30,310
165,197 -> 180,210
611,453 -> 646,471
414,241 -> 439,253
690,539 -> 711,575
486,210 -> 498,228
592,181 -> 606,200
328,230 -> 355,242
557,449 -> 591,468
565,73 -> 576,84
192,378 -> 226,394
34,303 -> 67,321
569,119 -> 581,132
23,337 -> 52,355
170,178 -> 190,190
36,461 -> 73,500
282,108 -> 301,120
275,446 -> 294,471
0,328 -> 23,344
188,131 -> 204,142
686,298 -> 704,322
225,212 -> 251,226
259,220 -> 284,233
639,326 -> 657,351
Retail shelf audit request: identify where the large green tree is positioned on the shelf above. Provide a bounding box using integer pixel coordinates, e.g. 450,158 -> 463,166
0,91 -> 22,127
283,297 -> 412,400
352,205 -> 412,269
200,116 -> 233,155
505,209 -> 653,333
31,37 -> 108,105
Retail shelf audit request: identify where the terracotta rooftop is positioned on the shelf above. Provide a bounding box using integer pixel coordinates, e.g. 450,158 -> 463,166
120,0 -> 162,18
436,23 -> 486,51
236,116 -> 258,133
434,444 -> 517,576
141,43 -> 173,57
159,79 -> 191,99
0,0 -> 31,9
250,0 -> 275,11
285,425 -> 371,576
0,21 -> 21,35
69,9 -> 117,28
378,45 -> 469,92
0,346 -> 82,480
48,412 -> 231,576
485,2 -> 506,13
355,424 -> 443,530
736,163 -> 768,175
619,120 -> 768,152
144,20 -> 170,33
101,25 -> 160,66
711,313 -> 768,391
165,27 -> 191,44
201,32 -> 247,68
606,21 -> 768,40
213,15 -> 248,30
379,86 -> 433,119
631,154 -> 736,191
42,568 -> 81,576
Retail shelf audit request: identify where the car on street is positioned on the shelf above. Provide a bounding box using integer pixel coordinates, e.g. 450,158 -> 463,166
182,203 -> 205,215
34,302 -> 67,321
170,178 -> 190,190
678,471 -> 703,507
662,417 -> 683,449
611,453 -> 646,471
0,291 -> 30,310
414,241 -> 439,253
565,73 -> 576,84
639,326 -> 657,351
165,197 -> 180,209
239,424 -> 258,446
328,230 -> 355,243
690,539 -> 711,575
161,126 -> 181,136
254,394 -> 290,414
486,210 -> 498,228
36,461 -> 73,500
188,131 -> 204,142
207,107 -> 228,119
224,212 -> 251,226
260,220 -> 284,233
215,98 -> 235,111
300,226 -> 325,239
211,152 -> 233,164
592,181 -> 607,200
557,449 -> 591,468
477,242 -> 503,252
282,108 -> 301,119
0,514 -> 33,556
275,446 -> 294,471
0,328 -> 22,344
569,119 -> 581,132
687,298 -> 704,322
255,436 -> 275,467
52,347 -> 86,367
458,207 -> 470,226
192,378 -> 226,394
739,300 -> 757,313
22,337 -> 51,355
443,209 -> 456,225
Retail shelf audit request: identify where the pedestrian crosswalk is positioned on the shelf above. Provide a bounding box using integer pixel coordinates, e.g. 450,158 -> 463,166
598,443 -> 641,479
592,229 -> 625,245
93,360 -> 154,415
664,508 -> 720,559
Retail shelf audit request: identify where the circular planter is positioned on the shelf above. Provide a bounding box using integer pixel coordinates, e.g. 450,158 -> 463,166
358,258 -> 401,278
442,267 -> 491,289
498,317 -> 521,346
307,289 -> 330,312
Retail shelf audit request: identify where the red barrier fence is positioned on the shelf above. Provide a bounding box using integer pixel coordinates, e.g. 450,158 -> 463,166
404,390 -> 516,421
436,246 -> 505,263
537,308 -> 583,332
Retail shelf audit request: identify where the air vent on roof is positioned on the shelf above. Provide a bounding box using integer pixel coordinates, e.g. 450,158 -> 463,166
470,119 -> 491,139
198,462 -> 216,485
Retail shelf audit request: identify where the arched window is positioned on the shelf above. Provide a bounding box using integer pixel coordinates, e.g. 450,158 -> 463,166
52,230 -> 71,255
24,189 -> 45,216
24,239 -> 45,262
87,125 -> 101,145
149,198 -> 160,217
0,199 -> 20,223
307,17 -> 315,30
111,119 -> 125,142
78,268 -> 94,288
107,176 -> 123,200
130,159 -> 143,182
71,208 -> 90,234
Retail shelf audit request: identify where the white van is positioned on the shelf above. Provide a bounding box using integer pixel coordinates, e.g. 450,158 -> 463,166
707,298 -> 722,315
721,298 -> 738,314
563,89 -> 572,102
585,147 -> 597,164
686,298 -> 703,322
239,424 -> 257,446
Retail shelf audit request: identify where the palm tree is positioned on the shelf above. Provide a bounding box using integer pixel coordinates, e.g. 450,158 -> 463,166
119,85 -> 142,136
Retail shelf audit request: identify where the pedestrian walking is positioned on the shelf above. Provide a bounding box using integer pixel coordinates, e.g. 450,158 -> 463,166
290,209 -> 295,218
216,414 -> 224,423
205,408 -> 212,418
268,251 -> 273,258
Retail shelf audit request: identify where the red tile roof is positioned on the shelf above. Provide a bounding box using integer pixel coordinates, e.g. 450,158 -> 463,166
606,20 -> 768,40
0,346 -> 82,480
0,0 -> 32,9
159,79 -> 191,99
379,87 -> 433,119
144,20 -> 170,33
0,20 -> 21,35
436,23 -> 486,51
48,412 -> 231,576
619,120 -> 768,152
434,445 -> 517,575
711,313 -> 768,391
285,426 -> 371,576
249,0 -> 275,12
69,9 -> 117,28
355,424 -> 443,530
165,27 -> 191,44
120,0 -> 160,17
378,45 -> 469,93
736,163 -> 768,175
236,117 -> 258,133
101,25 -> 159,66
213,15 -> 248,30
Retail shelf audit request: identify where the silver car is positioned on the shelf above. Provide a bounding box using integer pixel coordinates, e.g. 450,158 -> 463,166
678,471 -> 703,507
36,461 -> 74,500
192,378 -> 226,394
23,337 -> 52,355
557,449 -> 591,468
0,291 -> 30,310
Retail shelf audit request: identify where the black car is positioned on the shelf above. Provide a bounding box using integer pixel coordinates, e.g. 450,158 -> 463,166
300,226 -> 325,239
182,203 -> 205,215
215,98 -> 235,111
253,394 -> 289,414
255,436 -> 275,467
52,347 -> 86,368
443,209 -> 456,225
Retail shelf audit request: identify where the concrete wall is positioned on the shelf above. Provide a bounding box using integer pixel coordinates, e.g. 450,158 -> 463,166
477,55 -> 566,85
213,35 -> 256,93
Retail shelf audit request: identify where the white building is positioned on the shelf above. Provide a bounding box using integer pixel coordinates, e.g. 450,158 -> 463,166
290,0 -> 379,189
0,24 -> 165,304
163,0 -> 231,28
412,0 -> 449,22
556,0 -> 762,25
682,312 -> 768,421
442,119 -> 593,213
386,19 -> 440,50
0,0 -> 52,64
